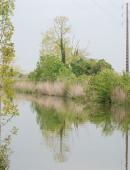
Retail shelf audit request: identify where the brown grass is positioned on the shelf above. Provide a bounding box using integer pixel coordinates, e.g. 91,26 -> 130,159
14,81 -> 85,98
111,86 -> 128,103
14,81 -> 36,93
35,81 -> 65,96
67,84 -> 85,98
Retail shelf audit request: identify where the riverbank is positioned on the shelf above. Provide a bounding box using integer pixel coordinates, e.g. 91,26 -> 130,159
14,80 -> 87,99
15,69 -> 130,105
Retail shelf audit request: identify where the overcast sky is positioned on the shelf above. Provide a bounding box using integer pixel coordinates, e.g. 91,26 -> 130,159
13,0 -> 130,72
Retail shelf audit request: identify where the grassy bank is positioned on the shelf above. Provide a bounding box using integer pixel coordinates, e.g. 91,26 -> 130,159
14,80 -> 87,99
15,69 -> 130,104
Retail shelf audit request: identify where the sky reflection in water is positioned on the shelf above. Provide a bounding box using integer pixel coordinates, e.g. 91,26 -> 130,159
4,95 -> 130,170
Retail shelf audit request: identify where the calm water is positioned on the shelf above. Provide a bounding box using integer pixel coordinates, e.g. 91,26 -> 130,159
3,95 -> 130,170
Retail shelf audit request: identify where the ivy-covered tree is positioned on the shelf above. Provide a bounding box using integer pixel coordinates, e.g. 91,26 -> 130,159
40,16 -> 86,65
41,16 -> 71,64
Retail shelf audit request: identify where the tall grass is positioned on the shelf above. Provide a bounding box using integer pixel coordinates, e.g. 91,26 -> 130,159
67,84 -> 85,98
14,81 -> 36,93
35,81 -> 66,96
14,80 -> 86,98
111,86 -> 128,103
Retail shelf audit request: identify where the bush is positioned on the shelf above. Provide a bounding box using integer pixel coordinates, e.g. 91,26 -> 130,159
71,58 -> 112,76
121,73 -> 130,94
91,69 -> 121,103
57,66 -> 76,81
29,55 -> 73,81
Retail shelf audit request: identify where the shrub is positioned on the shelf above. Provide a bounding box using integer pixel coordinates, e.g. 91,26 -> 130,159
29,55 -> 75,81
91,69 -> 121,103
57,66 -> 76,81
121,73 -> 130,94
71,58 -> 112,76
39,55 -> 64,81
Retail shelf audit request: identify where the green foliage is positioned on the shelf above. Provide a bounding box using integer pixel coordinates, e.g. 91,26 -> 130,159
0,1 -> 18,169
71,58 -> 112,76
0,1 -> 17,168
0,0 -> 17,115
0,143 -> 10,170
29,55 -> 74,81
0,127 -> 18,170
41,16 -> 87,65
30,16 -> 112,83
91,69 -> 121,103
57,66 -> 76,81
121,72 -> 130,94
29,53 -> 113,83
41,16 -> 71,64
34,100 -> 87,133
95,59 -> 112,73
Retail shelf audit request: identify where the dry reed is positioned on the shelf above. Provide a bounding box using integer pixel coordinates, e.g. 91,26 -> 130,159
35,81 -> 65,96
111,86 -> 128,103
67,84 -> 85,98
14,81 -> 36,93
14,81 -> 85,98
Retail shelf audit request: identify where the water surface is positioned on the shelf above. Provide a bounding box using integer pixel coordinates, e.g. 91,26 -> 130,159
3,95 -> 130,170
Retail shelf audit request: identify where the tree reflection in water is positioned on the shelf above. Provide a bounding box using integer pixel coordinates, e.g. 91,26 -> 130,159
33,99 -> 86,162
24,94 -> 130,168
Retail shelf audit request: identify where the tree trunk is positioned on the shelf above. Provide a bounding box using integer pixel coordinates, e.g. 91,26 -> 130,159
60,36 -> 66,64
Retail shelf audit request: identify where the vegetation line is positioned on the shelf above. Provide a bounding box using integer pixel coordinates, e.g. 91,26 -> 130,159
16,16 -> 130,104
14,80 -> 86,99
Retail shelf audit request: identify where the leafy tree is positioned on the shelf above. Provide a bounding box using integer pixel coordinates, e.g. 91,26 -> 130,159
41,16 -> 70,64
40,28 -> 60,56
0,1 -> 17,170
0,0 -> 16,115
71,58 -> 112,76
40,16 -> 87,64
